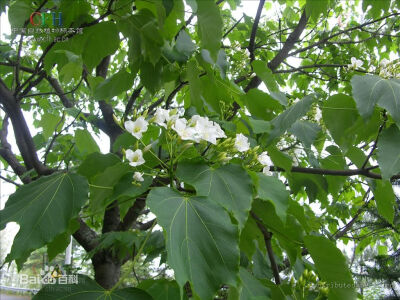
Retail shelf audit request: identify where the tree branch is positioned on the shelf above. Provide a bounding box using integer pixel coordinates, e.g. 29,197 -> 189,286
248,0 -> 266,62
361,115 -> 386,169
118,198 -> 146,231
251,211 -> 281,284
0,79 -> 52,175
271,165 -> 395,180
288,12 -> 400,58
333,190 -> 371,240
124,86 -> 143,119
223,15 -> 244,38
0,115 -> 30,183
229,9 -> 309,120
73,218 -> 99,252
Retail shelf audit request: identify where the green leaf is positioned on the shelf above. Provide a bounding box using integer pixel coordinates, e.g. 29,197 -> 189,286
322,94 -> 359,151
363,0 -> 390,18
248,118 -> 271,134
289,173 -> 328,203
176,162 -> 253,229
94,69 -> 134,100
238,268 -> 271,300
78,153 -> 121,180
243,89 -> 282,120
351,75 -> 400,125
196,0 -> 223,60
304,235 -> 356,300
0,173 -> 88,269
59,0 -> 91,27
377,125 -> 400,180
111,172 -> 153,201
319,146 -> 347,195
147,187 -> 239,300
373,180 -> 396,224
47,219 -> 79,261
138,279 -> 185,300
267,145 -> 293,172
187,59 -> 204,112
268,94 -> 317,143
140,61 -> 162,94
88,231 -> 142,260
33,275 -> 153,299
89,163 -> 131,212
82,22 -> 120,69
74,129 -> 100,155
252,60 -> 278,92
305,0 -> 329,21
253,172 -> 289,223
39,113 -> 62,139
289,120 -> 321,148
8,0 -> 31,28
175,30 -> 196,60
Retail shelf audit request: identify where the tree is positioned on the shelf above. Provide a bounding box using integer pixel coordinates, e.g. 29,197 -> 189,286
0,0 -> 400,299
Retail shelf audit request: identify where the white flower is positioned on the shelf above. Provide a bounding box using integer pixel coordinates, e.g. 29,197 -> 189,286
262,166 -> 273,176
173,118 -> 200,142
124,116 -> 148,139
154,108 -> 170,128
380,58 -> 390,68
234,133 -> 250,152
349,57 -> 363,69
172,115 -> 226,144
258,151 -> 273,166
133,171 -> 144,182
125,149 -> 145,167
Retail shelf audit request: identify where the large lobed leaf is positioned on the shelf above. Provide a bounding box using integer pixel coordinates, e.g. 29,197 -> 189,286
304,235 -> 356,300
377,125 -> 400,180
176,161 -> 253,229
351,75 -> 400,126
147,187 -> 239,300
0,173 -> 88,269
33,275 -> 152,299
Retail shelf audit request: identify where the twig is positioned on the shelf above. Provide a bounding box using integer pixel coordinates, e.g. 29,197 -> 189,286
0,174 -> 21,187
333,189 -> 371,239
223,15 -> 244,38
248,0 -> 266,63
251,211 -> 281,284
361,114 -> 387,169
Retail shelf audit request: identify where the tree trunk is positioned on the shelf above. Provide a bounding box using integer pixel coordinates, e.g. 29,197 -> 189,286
92,251 -> 121,289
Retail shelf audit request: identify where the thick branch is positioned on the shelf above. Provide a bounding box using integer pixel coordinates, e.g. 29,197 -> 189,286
0,79 -> 51,175
73,218 -> 99,252
0,116 -> 30,184
118,198 -> 146,231
96,56 -> 124,146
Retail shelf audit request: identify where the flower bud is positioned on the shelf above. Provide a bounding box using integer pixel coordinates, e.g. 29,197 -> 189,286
143,143 -> 153,152
182,143 -> 194,151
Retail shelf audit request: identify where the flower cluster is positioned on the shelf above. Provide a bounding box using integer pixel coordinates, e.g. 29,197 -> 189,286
348,57 -> 363,69
172,115 -> 226,144
378,58 -> 399,78
123,108 -> 275,177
